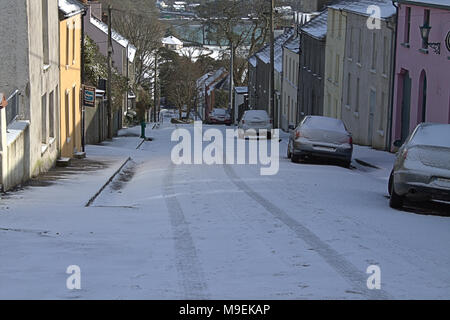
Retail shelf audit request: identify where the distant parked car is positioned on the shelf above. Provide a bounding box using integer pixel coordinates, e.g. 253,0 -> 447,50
388,123 -> 450,209
208,108 -> 231,125
238,110 -> 272,139
287,116 -> 353,167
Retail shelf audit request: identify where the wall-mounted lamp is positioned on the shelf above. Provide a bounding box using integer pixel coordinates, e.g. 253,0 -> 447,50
419,24 -> 441,54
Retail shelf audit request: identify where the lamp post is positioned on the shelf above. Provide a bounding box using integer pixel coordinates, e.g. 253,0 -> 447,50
419,23 -> 441,54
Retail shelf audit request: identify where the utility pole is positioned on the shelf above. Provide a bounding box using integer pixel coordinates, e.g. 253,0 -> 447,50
269,0 -> 275,128
153,50 -> 159,123
81,8 -> 87,153
107,5 -> 113,139
229,41 -> 234,123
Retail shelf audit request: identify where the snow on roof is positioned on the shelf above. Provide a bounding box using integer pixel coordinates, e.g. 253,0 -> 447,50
58,0 -> 84,17
89,16 -> 137,63
329,0 -> 396,19
162,36 -> 183,46
255,29 -> 295,73
283,34 -> 300,54
397,0 -> 450,9
249,56 -> 257,68
235,87 -> 248,94
300,10 -> 328,40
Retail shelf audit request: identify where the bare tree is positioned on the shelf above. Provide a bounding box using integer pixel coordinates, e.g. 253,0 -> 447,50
112,12 -> 165,91
197,0 -> 283,86
165,57 -> 202,120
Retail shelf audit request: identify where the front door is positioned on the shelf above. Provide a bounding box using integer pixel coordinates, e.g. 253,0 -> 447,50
401,71 -> 411,143
368,89 -> 376,146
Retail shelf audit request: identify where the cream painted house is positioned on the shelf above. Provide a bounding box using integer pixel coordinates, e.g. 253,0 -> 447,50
323,4 -> 347,120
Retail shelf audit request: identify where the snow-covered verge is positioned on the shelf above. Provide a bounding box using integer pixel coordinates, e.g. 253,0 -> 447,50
0,123 -> 449,299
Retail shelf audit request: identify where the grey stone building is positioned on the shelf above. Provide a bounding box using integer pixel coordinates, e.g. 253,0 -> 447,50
340,0 -> 396,150
0,0 -> 60,191
298,10 -> 328,121
248,29 -> 294,125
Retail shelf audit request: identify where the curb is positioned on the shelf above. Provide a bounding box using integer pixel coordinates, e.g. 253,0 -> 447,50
354,158 -> 381,170
84,157 -> 132,207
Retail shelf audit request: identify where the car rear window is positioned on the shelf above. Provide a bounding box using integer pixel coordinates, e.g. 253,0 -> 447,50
411,124 -> 450,148
244,110 -> 269,120
304,116 -> 346,132
214,109 -> 226,115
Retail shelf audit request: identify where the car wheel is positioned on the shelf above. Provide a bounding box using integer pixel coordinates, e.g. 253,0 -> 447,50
291,154 -> 299,163
341,160 -> 351,168
388,171 -> 394,195
389,177 -> 404,209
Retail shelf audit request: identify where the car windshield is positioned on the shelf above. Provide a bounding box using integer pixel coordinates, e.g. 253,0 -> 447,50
214,109 -> 226,115
244,110 -> 268,120
304,116 -> 346,132
410,124 -> 450,148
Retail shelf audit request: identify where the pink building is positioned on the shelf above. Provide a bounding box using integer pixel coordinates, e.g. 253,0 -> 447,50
392,0 -> 450,147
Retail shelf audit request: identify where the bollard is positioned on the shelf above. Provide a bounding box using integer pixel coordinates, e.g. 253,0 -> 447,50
140,120 -> 146,139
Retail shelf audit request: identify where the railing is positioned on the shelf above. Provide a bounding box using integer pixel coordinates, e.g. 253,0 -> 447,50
6,89 -> 20,126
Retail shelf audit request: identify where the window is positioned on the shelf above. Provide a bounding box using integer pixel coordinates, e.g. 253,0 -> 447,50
371,33 -> 377,70
328,50 -> 333,79
331,11 -> 335,38
72,21 -> 76,64
355,78 -> 360,113
405,7 -> 411,43
335,54 -> 340,83
72,86 -> 77,147
422,9 -> 431,49
383,36 -> 388,74
66,23 -> 70,66
41,94 -> 47,144
346,73 -> 351,106
49,90 -> 54,138
358,29 -> 362,63
42,0 -> 49,65
65,90 -> 70,140
349,28 -> 353,59
380,92 -> 386,131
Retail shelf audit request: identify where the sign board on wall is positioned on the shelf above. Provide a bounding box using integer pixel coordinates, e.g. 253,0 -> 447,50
446,31 -> 450,53
83,86 -> 96,107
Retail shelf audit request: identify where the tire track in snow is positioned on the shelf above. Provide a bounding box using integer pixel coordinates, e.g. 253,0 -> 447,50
163,163 -> 209,299
223,164 -> 392,300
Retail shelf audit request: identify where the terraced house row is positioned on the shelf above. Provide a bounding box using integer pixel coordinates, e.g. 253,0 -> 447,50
248,0 -> 450,152
0,0 -> 136,191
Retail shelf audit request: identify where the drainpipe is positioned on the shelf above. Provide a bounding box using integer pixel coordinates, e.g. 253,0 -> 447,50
388,1 -> 399,152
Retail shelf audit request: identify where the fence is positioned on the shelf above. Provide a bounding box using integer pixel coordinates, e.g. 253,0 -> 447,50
6,89 -> 20,126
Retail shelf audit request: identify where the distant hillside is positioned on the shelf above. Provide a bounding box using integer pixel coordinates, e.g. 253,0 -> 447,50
97,0 -> 157,15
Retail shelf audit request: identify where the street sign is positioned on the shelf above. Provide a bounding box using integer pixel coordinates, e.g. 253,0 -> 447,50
83,86 -> 96,107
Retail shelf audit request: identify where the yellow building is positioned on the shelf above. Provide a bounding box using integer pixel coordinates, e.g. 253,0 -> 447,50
58,0 -> 84,158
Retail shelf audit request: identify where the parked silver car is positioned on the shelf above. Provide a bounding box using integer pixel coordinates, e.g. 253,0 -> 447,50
389,123 -> 450,209
238,110 -> 272,139
287,116 -> 353,167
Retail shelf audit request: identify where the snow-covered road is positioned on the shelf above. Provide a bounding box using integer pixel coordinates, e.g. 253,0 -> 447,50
1,123 -> 449,299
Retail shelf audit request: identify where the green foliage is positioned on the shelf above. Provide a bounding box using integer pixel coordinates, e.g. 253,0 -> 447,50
83,36 -> 128,112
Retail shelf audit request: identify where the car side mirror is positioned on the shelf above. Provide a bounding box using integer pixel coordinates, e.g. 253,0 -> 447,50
393,140 -> 403,148
288,124 -> 295,131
